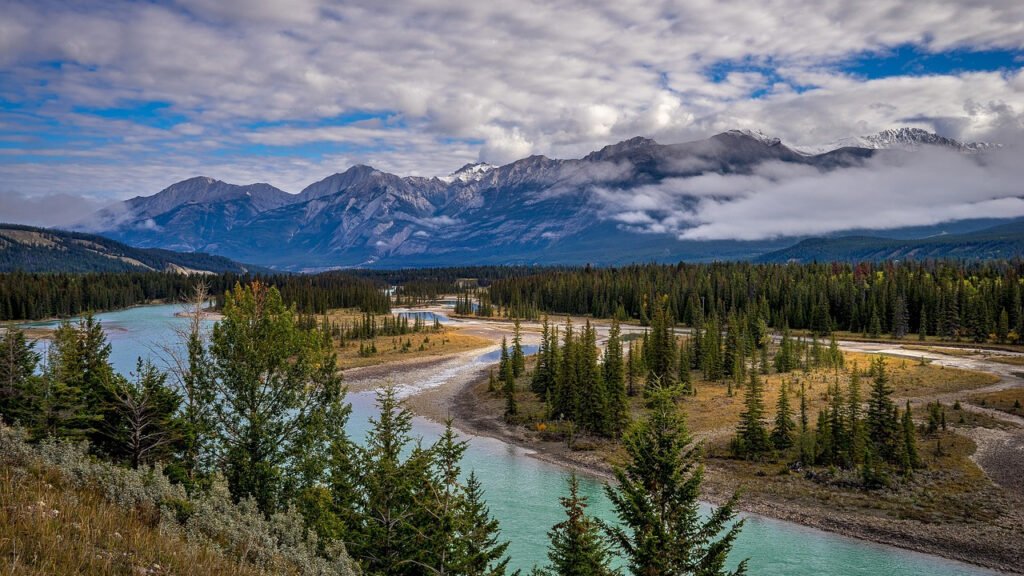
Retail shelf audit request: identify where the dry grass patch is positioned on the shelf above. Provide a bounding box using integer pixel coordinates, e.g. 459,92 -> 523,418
0,466 -> 269,576
336,329 -> 492,369
981,355 -> 1024,367
968,389 -> 1024,417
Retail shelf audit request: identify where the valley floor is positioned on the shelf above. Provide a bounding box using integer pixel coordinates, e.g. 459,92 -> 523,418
346,310 -> 1024,574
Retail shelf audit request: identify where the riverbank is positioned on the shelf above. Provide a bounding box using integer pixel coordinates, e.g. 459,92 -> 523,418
382,310 -> 1024,574
444,373 -> 1023,574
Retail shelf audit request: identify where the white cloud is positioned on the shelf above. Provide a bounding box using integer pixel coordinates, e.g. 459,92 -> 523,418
0,0 -> 1022,211
591,146 -> 1024,240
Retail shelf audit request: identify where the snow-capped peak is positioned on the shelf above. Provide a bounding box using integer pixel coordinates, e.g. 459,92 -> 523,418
798,127 -> 997,154
438,162 -> 496,184
724,129 -> 782,146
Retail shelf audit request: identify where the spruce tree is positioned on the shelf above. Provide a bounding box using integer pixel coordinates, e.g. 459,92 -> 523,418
771,379 -> 795,451
866,358 -> 899,465
577,321 -> 604,432
646,296 -> 678,390
339,387 -> 433,574
735,370 -> 770,458
554,319 -> 579,421
902,401 -> 920,473
104,358 -> 182,469
604,320 -> 628,437
892,296 -> 909,339
605,390 -> 747,576
532,317 -> 554,395
846,366 -> 865,465
511,319 -> 526,378
540,474 -> 616,576
0,326 -> 38,424
502,337 -> 518,418
455,472 -> 512,576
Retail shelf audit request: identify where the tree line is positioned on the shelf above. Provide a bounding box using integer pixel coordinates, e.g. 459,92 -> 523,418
0,270 -> 389,321
486,261 -> 1024,344
0,280 -> 747,575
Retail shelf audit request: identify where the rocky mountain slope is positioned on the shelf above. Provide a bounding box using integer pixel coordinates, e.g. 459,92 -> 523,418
84,129 -> 1002,269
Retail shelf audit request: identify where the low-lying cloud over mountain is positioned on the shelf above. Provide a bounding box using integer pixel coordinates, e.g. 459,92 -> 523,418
594,143 -> 1024,241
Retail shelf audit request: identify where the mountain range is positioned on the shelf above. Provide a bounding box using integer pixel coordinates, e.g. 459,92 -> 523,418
83,128 -> 1009,270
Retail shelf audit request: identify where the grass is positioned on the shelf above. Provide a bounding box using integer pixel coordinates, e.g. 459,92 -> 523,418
0,465 -> 271,576
981,355 -> 1024,367
968,389 -> 1024,417
326,308 -> 492,369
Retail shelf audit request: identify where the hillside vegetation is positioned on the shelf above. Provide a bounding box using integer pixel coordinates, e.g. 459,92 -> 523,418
0,223 -> 261,274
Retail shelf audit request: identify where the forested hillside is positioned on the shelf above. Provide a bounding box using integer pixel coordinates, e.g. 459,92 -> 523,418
0,223 -> 261,274
758,220 -> 1024,263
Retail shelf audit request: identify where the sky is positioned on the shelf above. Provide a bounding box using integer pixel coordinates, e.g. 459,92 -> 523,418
1,0 -> 1023,230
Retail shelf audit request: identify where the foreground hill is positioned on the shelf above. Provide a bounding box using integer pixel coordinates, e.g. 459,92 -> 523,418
757,220 -> 1024,263
0,223 -> 262,273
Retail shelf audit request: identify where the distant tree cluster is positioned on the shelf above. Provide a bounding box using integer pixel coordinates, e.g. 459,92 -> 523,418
487,261 -> 1024,344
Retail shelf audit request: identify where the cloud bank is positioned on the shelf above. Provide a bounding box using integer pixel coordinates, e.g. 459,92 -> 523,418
0,0 -> 1022,204
594,147 -> 1024,240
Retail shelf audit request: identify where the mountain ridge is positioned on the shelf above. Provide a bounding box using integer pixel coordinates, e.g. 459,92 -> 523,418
80,128 -> 1007,269
0,223 -> 265,274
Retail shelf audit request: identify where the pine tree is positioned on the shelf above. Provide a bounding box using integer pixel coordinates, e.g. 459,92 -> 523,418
918,305 -> 928,341
605,390 -> 747,576
210,282 -> 348,514
502,337 -> 518,418
105,358 -> 182,468
892,296 -> 909,339
866,358 -> 899,465
902,401 -> 920,473
540,474 -> 616,576
511,319 -> 526,378
771,379 -> 795,451
339,387 -> 435,574
646,296 -> 678,390
455,472 -> 512,576
846,366 -> 865,465
0,326 -> 38,424
603,320 -> 628,437
735,371 -> 770,458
